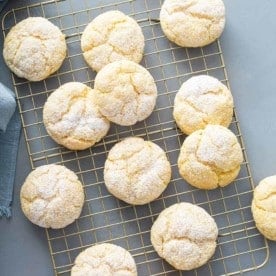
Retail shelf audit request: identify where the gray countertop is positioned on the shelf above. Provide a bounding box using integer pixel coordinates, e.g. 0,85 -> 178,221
0,0 -> 276,275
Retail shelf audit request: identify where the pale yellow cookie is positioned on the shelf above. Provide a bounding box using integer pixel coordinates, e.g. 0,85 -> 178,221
104,137 -> 171,205
71,243 -> 137,276
43,82 -> 110,150
3,17 -> 66,81
81,10 -> 145,72
160,0 -> 226,47
252,176 -> 276,241
173,75 -> 234,135
94,60 -> 157,126
151,202 -> 218,270
20,164 -> 84,229
178,125 -> 243,189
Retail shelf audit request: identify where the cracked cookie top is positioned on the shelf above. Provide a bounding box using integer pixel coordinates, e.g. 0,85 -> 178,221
94,60 -> 157,126
43,82 -> 110,150
20,164 -> 84,229
160,0 -> 225,47
71,243 -> 137,276
151,202 -> 218,270
81,10 -> 145,72
104,137 -> 171,205
3,17 -> 66,81
178,125 -> 243,189
173,75 -> 233,135
251,176 -> 276,241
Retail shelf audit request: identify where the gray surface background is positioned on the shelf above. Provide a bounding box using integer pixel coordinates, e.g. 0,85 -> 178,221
0,0 -> 276,275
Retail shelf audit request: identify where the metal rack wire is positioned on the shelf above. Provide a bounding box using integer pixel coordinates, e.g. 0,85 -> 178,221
2,0 -> 269,275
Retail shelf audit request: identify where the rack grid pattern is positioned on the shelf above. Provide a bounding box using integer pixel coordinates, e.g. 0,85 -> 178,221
2,0 -> 269,275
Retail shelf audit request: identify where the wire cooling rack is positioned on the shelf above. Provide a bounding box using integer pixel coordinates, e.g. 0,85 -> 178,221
2,0 -> 269,275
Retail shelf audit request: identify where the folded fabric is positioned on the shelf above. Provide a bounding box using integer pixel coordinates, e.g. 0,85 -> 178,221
0,0 -> 8,12
0,83 -> 21,218
0,82 -> 16,132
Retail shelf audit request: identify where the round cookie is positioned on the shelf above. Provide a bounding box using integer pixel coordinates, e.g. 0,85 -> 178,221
104,137 -> 171,205
173,75 -> 233,135
43,82 -> 110,150
251,176 -> 276,241
3,17 -> 66,81
20,164 -> 84,229
71,243 -> 137,276
94,60 -> 157,126
160,0 -> 226,47
151,202 -> 218,270
81,10 -> 145,72
178,125 -> 243,189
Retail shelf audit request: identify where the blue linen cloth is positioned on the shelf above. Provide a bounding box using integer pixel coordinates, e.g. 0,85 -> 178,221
0,83 -> 21,218
0,83 -> 16,132
0,0 -> 8,12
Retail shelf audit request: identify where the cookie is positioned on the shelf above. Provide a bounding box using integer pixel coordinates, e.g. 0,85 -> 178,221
160,0 -> 226,47
104,137 -> 171,205
43,82 -> 110,150
173,75 -> 233,135
251,176 -> 276,241
71,243 -> 137,276
20,164 -> 84,229
3,17 -> 66,81
178,125 -> 243,189
94,60 -> 157,126
151,202 -> 218,270
81,10 -> 144,72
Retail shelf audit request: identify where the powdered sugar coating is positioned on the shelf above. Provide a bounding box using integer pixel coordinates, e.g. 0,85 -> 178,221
174,75 -> 233,135
104,137 -> 171,205
43,82 -> 110,150
20,164 -> 84,229
94,60 -> 157,126
151,202 -> 218,270
81,10 -> 144,72
252,176 -> 276,241
160,0 -> 225,47
3,17 -> 66,81
71,243 -> 137,276
178,125 -> 243,189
